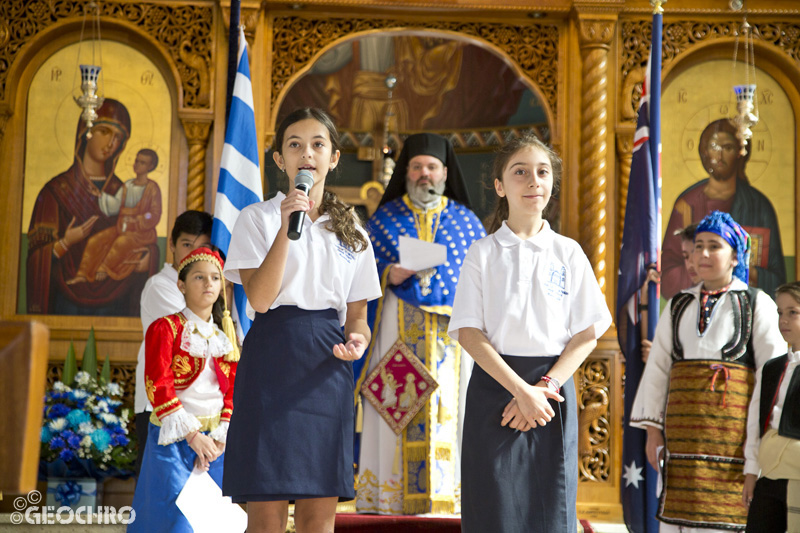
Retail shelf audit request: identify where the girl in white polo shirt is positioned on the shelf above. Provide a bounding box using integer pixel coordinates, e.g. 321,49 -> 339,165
449,134 -> 611,533
221,108 -> 382,533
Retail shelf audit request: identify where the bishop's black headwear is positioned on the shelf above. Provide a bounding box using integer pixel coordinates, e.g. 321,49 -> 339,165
378,133 -> 473,209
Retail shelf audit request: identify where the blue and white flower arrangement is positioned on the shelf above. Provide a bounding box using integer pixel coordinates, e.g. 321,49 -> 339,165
40,328 -> 136,480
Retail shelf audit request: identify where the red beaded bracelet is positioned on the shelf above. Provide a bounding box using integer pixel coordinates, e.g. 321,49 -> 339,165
541,375 -> 561,392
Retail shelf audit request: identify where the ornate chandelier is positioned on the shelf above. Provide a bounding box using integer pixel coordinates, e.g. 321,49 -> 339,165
73,1 -> 105,137
731,14 -> 759,156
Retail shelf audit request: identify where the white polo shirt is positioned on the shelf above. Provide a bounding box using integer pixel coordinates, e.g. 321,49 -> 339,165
224,192 -> 382,325
135,263 -> 184,413
448,221 -> 611,356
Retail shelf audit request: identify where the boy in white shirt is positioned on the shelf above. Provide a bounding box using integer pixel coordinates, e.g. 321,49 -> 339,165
133,210 -> 212,477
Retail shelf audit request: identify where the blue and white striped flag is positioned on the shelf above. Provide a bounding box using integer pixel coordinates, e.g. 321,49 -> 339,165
212,26 -> 263,339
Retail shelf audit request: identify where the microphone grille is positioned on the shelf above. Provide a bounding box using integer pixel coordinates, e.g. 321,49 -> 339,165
295,169 -> 315,189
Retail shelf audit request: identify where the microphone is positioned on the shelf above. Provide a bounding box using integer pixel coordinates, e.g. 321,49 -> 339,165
287,169 -> 315,240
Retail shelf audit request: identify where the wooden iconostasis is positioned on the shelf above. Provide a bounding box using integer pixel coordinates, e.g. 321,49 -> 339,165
1,0 -> 800,519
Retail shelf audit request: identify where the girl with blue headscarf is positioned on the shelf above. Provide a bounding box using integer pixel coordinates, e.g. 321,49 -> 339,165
630,211 -> 784,532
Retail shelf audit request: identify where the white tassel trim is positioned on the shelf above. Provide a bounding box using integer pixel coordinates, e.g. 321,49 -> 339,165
158,409 -> 202,445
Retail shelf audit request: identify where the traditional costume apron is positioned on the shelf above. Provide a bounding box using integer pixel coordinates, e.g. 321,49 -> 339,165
659,289 -> 757,530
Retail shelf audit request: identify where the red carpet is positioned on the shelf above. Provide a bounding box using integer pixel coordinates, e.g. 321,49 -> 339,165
334,513 -> 594,532
335,514 -> 461,532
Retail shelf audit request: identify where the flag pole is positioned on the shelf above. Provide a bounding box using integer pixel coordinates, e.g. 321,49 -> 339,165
225,0 -> 241,122
647,0 -> 664,340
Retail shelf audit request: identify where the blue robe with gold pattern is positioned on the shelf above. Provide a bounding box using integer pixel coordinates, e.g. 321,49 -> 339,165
355,194 -> 485,515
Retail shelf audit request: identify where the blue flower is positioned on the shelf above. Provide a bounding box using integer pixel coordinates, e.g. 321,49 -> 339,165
58,449 -> 75,462
48,403 -> 71,419
111,434 -> 130,447
90,429 -> 111,452
64,431 -> 82,448
41,426 -> 53,443
49,436 -> 66,450
66,409 -> 91,428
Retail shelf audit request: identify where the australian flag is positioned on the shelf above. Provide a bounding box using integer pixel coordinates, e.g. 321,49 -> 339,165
211,26 -> 263,339
617,9 -> 663,533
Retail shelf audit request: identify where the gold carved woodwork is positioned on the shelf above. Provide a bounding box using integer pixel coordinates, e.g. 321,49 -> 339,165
577,355 -> 612,483
616,128 -> 634,248
270,16 -> 559,118
221,5 -> 260,47
0,111 -> 9,145
579,18 -> 615,50
619,19 -> 800,124
619,66 -> 643,122
0,0 -> 213,109
578,17 -> 614,296
181,119 -> 212,212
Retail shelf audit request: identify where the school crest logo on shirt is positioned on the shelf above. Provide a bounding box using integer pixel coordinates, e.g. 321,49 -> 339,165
544,262 -> 568,301
361,339 -> 438,434
335,240 -> 355,263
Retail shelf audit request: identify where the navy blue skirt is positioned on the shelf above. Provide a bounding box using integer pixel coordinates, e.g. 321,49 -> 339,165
461,355 -> 577,533
222,306 -> 355,502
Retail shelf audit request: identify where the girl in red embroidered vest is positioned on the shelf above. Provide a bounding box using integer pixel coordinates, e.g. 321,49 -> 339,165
743,281 -> 800,532
631,211 -> 784,532
129,247 -> 239,532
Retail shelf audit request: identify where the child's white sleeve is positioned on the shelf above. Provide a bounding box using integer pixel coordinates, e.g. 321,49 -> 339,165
448,245 -> 484,341
630,299 -> 675,430
348,237 -> 382,303
743,365 -> 764,476
567,249 -> 612,338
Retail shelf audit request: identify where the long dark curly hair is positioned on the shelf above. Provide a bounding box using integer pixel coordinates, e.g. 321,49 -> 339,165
274,108 -> 368,253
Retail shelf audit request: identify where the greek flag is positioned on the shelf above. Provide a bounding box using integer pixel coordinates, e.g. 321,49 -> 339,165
211,26 -> 263,338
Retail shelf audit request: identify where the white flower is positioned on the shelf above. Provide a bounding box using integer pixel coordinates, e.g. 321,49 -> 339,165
105,383 -> 122,396
78,422 -> 95,436
71,389 -> 89,400
99,413 -> 118,425
49,418 -> 67,431
121,408 -> 130,420
74,371 -> 91,386
53,382 -> 69,393
95,400 -> 110,413
80,435 -> 93,448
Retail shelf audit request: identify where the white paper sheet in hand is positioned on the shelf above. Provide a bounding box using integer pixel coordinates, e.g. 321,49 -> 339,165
175,468 -> 247,533
398,235 -> 448,271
